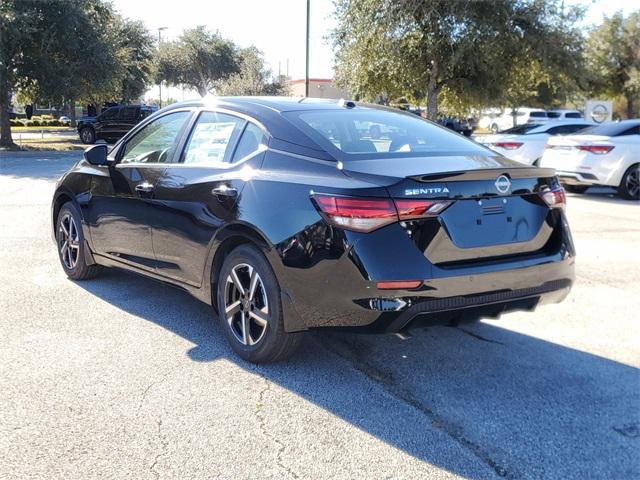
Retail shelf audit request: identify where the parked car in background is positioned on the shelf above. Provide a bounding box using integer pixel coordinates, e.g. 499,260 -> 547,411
540,120 -> 640,199
58,116 -> 71,125
547,109 -> 583,121
52,97 -> 575,363
484,108 -> 549,133
77,104 -> 157,144
439,117 -> 474,136
475,121 -> 594,165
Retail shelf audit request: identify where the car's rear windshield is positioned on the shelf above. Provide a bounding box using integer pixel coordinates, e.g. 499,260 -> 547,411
284,108 -> 483,158
501,124 -> 541,135
577,122 -> 640,136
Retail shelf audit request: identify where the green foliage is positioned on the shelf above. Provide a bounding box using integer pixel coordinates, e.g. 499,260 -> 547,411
585,11 -> 640,118
115,18 -> 156,103
156,26 -> 240,97
216,47 -> 286,96
333,0 -> 586,118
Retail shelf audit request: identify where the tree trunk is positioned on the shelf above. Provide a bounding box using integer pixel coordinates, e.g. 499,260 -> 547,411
0,79 -> 14,147
69,99 -> 77,128
426,61 -> 440,120
426,88 -> 439,120
626,96 -> 634,119
197,85 -> 208,97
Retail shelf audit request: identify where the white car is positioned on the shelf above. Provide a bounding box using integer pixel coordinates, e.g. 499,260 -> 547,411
546,109 -> 584,121
484,108 -> 549,133
475,121 -> 594,165
540,120 -> 640,199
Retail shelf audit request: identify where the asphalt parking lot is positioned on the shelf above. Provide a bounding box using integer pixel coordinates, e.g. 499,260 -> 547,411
1,151 -> 638,479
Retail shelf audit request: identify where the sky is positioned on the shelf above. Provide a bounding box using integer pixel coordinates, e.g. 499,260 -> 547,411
109,0 -> 637,100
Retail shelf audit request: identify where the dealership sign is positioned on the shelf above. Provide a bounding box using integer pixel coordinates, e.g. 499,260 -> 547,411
584,100 -> 613,123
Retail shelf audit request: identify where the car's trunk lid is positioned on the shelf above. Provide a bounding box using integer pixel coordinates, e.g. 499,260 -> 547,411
342,156 -> 561,265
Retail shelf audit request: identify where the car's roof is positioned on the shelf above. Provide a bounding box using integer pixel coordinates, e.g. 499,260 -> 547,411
164,96 -> 356,114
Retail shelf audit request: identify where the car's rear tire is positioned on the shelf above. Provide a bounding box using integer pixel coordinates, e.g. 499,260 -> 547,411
79,127 -> 95,144
216,244 -> 303,363
56,202 -> 102,280
618,164 -> 639,200
563,185 -> 589,194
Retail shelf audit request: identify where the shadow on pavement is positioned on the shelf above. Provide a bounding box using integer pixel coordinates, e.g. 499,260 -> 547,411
0,151 -> 82,181
569,187 -> 638,205
77,268 -> 640,479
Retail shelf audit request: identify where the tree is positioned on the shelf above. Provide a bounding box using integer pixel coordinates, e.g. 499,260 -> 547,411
114,18 -> 156,103
216,47 -> 286,96
586,11 -> 640,119
155,26 -> 240,97
0,0 -> 122,145
333,0 -> 585,119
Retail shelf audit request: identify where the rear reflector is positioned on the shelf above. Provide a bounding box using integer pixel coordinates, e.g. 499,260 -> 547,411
376,280 -> 422,290
578,145 -> 614,154
541,187 -> 566,208
312,194 -> 452,232
493,141 -> 523,150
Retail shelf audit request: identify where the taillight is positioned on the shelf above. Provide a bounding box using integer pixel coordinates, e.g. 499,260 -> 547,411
394,199 -> 453,220
578,145 -> 614,154
312,194 -> 452,232
540,187 -> 566,208
493,141 -> 523,150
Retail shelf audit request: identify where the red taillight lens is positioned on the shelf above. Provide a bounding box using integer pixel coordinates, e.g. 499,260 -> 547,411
493,141 -> 523,150
541,187 -> 566,208
578,145 -> 614,154
312,195 -> 397,232
312,194 -> 452,232
394,199 -> 452,220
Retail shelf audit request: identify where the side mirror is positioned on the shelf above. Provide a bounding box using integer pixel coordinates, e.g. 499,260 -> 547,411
84,144 -> 109,166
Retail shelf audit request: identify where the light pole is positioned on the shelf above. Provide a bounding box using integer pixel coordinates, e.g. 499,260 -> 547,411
157,27 -> 168,108
305,0 -> 310,97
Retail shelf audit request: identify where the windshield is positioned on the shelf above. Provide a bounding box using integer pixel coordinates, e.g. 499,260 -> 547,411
284,108 -> 484,158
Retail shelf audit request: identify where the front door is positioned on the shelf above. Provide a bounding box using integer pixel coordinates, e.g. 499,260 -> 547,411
151,111 -> 268,286
87,110 -> 193,271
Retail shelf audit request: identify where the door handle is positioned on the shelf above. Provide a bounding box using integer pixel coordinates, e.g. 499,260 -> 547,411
212,185 -> 237,197
135,182 -> 154,194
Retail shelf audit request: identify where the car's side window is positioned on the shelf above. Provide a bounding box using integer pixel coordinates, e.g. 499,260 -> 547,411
181,111 -> 245,165
618,126 -> 640,136
120,111 -> 191,164
100,107 -> 118,121
231,123 -> 267,163
120,107 -> 138,122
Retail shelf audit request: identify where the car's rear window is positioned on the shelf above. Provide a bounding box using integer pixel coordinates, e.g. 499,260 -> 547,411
529,111 -> 548,118
284,108 -> 482,157
577,122 -> 640,136
502,124 -> 541,135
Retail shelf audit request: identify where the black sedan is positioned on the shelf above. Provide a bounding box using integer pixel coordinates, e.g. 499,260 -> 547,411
52,97 -> 575,363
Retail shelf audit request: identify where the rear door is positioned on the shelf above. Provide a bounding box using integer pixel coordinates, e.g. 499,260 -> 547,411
94,107 -> 119,141
151,110 -> 269,286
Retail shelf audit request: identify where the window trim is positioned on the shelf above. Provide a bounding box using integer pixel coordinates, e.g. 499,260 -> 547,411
113,108 -> 195,167
174,107 -> 271,169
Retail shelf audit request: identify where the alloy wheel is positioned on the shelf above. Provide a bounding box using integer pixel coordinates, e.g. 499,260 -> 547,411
223,263 -> 269,346
625,166 -> 639,198
59,213 -> 80,269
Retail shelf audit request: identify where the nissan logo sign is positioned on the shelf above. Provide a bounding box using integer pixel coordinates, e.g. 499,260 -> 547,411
495,175 -> 511,194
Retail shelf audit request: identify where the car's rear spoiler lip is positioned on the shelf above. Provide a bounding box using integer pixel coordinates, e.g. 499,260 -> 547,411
409,167 -> 556,182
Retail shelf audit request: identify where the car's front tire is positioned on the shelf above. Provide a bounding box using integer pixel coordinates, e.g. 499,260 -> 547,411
56,202 -> 102,280
216,244 -> 303,363
563,185 -> 589,194
618,164 -> 639,200
79,127 -> 95,144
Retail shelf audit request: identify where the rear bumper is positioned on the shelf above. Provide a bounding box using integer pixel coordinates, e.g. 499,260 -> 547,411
556,170 -> 600,186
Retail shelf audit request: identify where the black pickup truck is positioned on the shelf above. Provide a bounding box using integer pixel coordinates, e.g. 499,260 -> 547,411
77,104 -> 157,144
